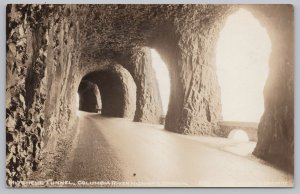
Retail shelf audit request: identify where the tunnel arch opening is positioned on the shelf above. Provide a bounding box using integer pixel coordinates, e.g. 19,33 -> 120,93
77,80 -> 102,113
149,49 -> 171,124
216,8 -> 272,125
77,65 -> 137,119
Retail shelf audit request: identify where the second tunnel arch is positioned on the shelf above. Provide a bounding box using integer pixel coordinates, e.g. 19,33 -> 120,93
78,64 -> 137,119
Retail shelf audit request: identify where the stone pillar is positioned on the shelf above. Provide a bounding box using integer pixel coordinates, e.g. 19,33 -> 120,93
121,47 -> 163,124
154,25 -> 222,135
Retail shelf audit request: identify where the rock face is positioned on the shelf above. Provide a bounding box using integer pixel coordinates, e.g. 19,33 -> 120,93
246,5 -> 294,172
118,47 -> 163,123
78,80 -> 101,113
154,16 -> 224,135
6,5 -> 81,186
6,4 -> 294,186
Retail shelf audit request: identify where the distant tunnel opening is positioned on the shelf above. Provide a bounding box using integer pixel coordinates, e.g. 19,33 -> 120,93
77,80 -> 102,113
216,9 -> 271,124
77,65 -> 136,119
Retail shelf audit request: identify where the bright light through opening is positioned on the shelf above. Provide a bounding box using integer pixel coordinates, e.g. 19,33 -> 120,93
216,9 -> 271,123
150,49 -> 170,115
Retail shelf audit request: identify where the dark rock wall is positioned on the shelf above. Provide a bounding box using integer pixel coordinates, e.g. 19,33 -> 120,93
78,80 -> 101,113
247,5 -> 294,172
6,4 -> 80,186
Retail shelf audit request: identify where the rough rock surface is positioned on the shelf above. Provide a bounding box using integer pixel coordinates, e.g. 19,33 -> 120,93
246,5 -> 294,172
6,5 -> 81,186
6,4 -> 294,185
78,80 -> 101,113
117,47 -> 163,123
153,14 -> 225,135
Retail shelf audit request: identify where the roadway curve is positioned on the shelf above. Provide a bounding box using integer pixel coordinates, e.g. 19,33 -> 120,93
62,111 -> 292,187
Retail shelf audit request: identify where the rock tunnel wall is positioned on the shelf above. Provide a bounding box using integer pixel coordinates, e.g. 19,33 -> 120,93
78,80 -> 101,113
246,5 -> 294,172
152,6 -> 228,135
6,5 -> 81,185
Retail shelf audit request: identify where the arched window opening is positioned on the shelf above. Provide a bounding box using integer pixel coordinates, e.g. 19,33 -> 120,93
216,9 -> 271,124
150,49 -> 171,120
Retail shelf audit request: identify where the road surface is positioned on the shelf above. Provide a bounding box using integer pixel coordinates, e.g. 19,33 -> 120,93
62,111 -> 293,187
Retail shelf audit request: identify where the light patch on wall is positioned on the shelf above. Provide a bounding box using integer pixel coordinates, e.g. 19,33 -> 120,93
216,9 -> 271,122
76,93 -> 80,115
150,49 -> 170,115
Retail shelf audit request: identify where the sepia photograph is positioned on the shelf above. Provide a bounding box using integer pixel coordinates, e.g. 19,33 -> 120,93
6,4 -> 294,187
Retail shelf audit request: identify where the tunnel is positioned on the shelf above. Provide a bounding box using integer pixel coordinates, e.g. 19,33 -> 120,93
79,65 -> 137,118
78,80 -> 101,113
6,4 -> 294,186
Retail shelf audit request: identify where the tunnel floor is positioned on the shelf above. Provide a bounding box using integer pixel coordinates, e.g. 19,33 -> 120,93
50,111 -> 293,187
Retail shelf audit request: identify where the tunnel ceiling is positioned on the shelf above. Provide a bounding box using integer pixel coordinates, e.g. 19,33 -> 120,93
75,4 -> 233,61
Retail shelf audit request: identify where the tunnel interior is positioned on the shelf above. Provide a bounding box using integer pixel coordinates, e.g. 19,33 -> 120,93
78,80 -> 101,113
83,71 -> 124,117
6,4 -> 294,185
79,65 -> 137,118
